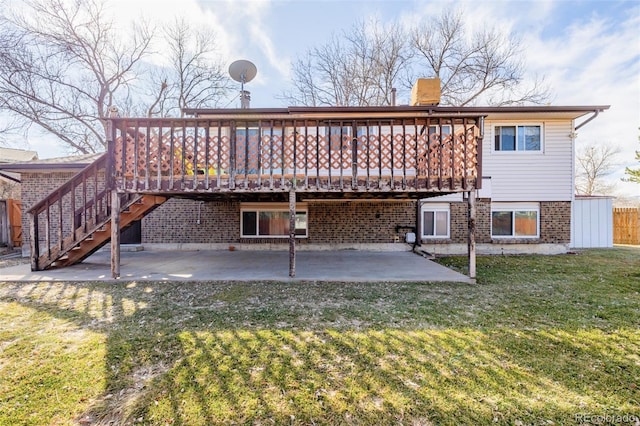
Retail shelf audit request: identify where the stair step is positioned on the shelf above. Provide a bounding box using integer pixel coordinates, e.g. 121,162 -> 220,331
35,191 -> 166,271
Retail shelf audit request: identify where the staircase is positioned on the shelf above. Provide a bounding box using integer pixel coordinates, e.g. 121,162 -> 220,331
28,153 -> 166,271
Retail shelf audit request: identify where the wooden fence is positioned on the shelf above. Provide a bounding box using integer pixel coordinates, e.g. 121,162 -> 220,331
613,208 -> 640,245
0,199 -> 21,248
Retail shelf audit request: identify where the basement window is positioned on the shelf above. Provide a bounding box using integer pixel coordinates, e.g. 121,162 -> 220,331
421,203 -> 450,238
491,203 -> 539,238
241,203 -> 308,238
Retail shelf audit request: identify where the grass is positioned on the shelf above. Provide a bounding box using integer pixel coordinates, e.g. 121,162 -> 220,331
0,247 -> 638,425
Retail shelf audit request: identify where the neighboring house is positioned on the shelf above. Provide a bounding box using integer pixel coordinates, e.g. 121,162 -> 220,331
0,148 -> 38,248
0,147 -> 38,199
0,153 -> 101,255
0,80 -> 608,279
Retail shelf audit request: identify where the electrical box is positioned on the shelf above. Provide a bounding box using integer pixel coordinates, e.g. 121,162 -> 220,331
405,232 -> 416,244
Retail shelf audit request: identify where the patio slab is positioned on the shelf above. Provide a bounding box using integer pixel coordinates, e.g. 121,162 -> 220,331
0,249 -> 472,283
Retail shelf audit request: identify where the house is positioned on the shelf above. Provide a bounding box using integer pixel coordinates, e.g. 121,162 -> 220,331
0,148 -> 38,248
0,80 -> 608,280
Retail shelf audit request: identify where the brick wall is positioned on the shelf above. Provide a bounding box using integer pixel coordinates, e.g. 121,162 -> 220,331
21,170 -> 108,256
308,200 -> 416,244
142,199 -> 418,245
142,199 -> 240,243
540,201 -> 571,244
19,170 -> 572,250
21,171 -> 80,255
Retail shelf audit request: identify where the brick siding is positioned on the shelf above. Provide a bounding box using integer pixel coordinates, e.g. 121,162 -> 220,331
307,201 -> 416,244
21,171 -> 102,254
540,201 -> 571,244
20,171 -> 572,250
142,199 -> 239,243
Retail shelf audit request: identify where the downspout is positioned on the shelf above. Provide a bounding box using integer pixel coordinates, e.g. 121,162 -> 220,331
574,109 -> 600,131
570,119 -> 579,249
570,108 -> 602,249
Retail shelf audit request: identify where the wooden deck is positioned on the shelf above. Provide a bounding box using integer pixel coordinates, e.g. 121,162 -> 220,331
109,109 -> 483,196
29,107 -> 484,274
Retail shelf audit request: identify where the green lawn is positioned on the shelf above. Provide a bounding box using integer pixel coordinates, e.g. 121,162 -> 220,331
0,248 -> 638,425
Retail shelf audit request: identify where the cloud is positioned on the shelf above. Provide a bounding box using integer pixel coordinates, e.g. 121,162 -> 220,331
521,5 -> 640,196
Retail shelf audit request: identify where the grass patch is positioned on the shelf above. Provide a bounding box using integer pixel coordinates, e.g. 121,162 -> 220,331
0,247 -> 638,425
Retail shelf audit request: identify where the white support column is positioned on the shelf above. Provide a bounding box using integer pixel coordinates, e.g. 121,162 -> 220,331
111,191 -> 120,279
467,190 -> 477,283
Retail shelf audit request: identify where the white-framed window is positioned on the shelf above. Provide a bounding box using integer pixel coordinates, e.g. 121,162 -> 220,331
241,203 -> 308,238
491,203 -> 539,238
494,124 -> 542,152
421,203 -> 450,238
428,124 -> 452,137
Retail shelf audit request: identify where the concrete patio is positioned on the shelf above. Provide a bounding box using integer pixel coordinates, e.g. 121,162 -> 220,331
0,249 -> 472,283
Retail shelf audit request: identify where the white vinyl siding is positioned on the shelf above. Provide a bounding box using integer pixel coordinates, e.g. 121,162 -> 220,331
482,119 -> 573,201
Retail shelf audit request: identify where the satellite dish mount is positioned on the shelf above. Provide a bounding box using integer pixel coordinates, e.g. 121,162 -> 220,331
229,59 -> 257,109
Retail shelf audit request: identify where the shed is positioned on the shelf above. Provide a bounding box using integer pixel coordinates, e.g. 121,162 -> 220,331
571,196 -> 613,248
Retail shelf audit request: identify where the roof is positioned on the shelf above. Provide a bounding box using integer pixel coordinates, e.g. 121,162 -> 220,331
0,152 -> 103,173
183,105 -> 610,121
0,147 -> 38,163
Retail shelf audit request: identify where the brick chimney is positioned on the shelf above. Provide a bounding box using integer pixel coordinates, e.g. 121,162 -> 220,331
410,78 -> 441,106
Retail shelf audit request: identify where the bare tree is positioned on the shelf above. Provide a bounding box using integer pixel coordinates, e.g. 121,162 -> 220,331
411,9 -> 549,106
146,18 -> 230,118
0,0 -> 153,153
282,19 -> 412,106
0,114 -> 22,147
0,1 -> 231,153
575,143 -> 621,195
283,9 -> 549,107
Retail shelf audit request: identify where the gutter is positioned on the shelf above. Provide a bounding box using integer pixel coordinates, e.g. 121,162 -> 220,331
0,171 -> 21,183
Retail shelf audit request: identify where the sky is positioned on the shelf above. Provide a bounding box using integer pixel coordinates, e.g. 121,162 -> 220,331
5,0 -> 640,197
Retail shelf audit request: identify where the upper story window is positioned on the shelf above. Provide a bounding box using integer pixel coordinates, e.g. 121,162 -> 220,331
494,125 -> 542,152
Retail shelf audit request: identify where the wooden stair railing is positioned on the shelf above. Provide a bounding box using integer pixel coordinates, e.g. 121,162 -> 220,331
28,153 -> 166,271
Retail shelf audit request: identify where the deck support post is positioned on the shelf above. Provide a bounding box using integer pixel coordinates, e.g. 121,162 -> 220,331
467,189 -> 476,283
111,190 -> 121,279
29,211 -> 39,271
289,185 -> 296,278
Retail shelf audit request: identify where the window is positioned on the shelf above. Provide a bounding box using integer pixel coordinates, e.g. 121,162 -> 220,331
494,125 -> 541,151
241,204 -> 307,238
491,203 -> 539,238
428,124 -> 452,137
421,203 -> 450,238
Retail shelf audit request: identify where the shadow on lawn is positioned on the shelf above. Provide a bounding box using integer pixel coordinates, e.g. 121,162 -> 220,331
0,275 -> 638,425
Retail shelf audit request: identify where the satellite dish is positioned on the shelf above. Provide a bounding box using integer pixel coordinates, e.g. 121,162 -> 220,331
229,60 -> 257,84
229,60 -> 257,109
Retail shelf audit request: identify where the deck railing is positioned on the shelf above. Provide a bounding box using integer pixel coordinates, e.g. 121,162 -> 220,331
109,116 -> 481,194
